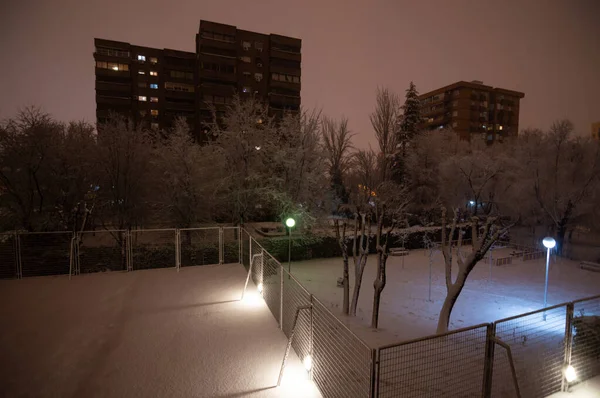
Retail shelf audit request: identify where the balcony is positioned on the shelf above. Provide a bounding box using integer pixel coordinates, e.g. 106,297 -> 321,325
269,92 -> 301,109
270,48 -> 301,63
95,81 -> 131,93
164,90 -> 195,101
95,68 -> 130,78
96,95 -> 131,107
201,69 -> 237,83
165,101 -> 194,112
270,78 -> 301,91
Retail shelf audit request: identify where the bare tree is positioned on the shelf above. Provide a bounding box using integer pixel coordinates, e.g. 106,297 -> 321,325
370,88 -> 400,181
322,116 -> 354,205
436,208 -> 511,333
334,215 -> 351,314
516,121 -> 600,254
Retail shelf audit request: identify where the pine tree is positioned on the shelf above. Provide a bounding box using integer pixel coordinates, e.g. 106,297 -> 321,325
392,82 -> 422,183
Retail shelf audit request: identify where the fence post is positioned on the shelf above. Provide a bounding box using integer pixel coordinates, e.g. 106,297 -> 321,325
127,230 -> 133,272
370,348 -> 378,398
15,232 -> 22,279
219,226 -> 224,265
249,235 -> 252,270
561,302 -> 575,392
238,227 -> 242,264
482,323 -> 496,398
280,264 -> 284,330
309,293 -> 314,381
175,229 -> 180,271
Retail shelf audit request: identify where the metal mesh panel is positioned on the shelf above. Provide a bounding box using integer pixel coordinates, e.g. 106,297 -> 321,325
20,232 -> 72,277
250,239 -> 263,286
491,304 -> 567,398
262,252 -> 281,322
312,297 -> 373,398
130,229 -> 176,270
0,233 -> 18,279
241,229 -> 250,271
180,228 -> 219,266
282,268 -> 312,364
570,296 -> 600,384
77,230 -> 127,273
377,324 -> 488,398
223,227 -> 240,264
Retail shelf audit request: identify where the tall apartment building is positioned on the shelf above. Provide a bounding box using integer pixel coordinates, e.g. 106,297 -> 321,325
418,81 -> 525,143
94,20 -> 301,140
592,122 -> 600,140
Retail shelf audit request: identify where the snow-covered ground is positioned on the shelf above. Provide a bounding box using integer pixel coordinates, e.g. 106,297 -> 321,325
290,246 -> 600,348
547,375 -> 600,398
0,264 -> 321,398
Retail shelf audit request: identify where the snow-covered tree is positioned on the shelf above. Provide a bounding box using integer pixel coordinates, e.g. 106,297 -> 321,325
437,208 -> 511,333
322,116 -> 354,207
370,87 -> 400,182
514,120 -> 600,255
395,81 -> 423,177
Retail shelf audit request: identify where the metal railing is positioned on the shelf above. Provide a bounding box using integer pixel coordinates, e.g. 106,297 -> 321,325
0,226 -> 240,279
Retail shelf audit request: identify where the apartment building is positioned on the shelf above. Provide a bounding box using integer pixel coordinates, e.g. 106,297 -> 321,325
592,122 -> 600,140
419,80 -> 525,143
94,20 -> 301,140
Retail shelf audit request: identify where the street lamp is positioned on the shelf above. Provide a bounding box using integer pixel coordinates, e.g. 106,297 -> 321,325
285,218 -> 295,279
542,237 -> 556,311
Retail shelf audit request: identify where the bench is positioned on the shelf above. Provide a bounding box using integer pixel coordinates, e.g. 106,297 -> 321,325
390,248 -> 409,256
580,261 -> 600,272
495,256 -> 513,266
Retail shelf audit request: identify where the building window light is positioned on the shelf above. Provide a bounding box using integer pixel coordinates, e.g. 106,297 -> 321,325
150,71 -> 158,76
499,125 -> 503,131
150,109 -> 159,116
150,83 -> 158,89
138,70 -> 146,75
138,96 -> 147,102
150,97 -> 158,102
138,55 -> 146,62
149,57 -> 158,64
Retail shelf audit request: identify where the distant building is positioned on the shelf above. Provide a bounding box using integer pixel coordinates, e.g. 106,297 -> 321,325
418,80 -> 525,143
592,122 -> 600,140
94,20 -> 301,140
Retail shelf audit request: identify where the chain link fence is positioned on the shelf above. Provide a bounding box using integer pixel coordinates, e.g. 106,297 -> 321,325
130,229 -> 177,270
491,304 -> 568,397
77,230 -> 127,273
312,296 -> 374,398
0,233 -> 18,279
179,227 -> 220,267
223,226 -> 241,264
377,324 -> 488,398
20,232 -> 72,277
570,295 -> 600,387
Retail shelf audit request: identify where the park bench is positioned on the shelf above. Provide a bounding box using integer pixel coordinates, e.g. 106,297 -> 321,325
389,248 -> 409,256
580,261 -> 600,272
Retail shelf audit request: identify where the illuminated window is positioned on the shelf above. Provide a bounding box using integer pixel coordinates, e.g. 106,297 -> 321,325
96,61 -> 129,71
150,83 -> 158,89
151,122 -> 159,130
499,125 -> 503,131
138,96 -> 147,102
150,109 -> 159,116
138,55 -> 146,61
240,56 -> 251,63
150,97 -> 158,102
149,57 -> 158,64
138,70 -> 146,75
150,71 -> 158,76
242,87 -> 251,93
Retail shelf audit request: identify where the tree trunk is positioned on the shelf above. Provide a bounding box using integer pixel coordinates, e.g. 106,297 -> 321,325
371,251 -> 387,328
556,222 -> 568,256
436,271 -> 468,334
350,258 -> 366,316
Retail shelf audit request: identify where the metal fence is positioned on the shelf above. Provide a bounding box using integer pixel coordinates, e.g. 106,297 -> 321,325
377,324 -> 489,398
570,295 -> 600,387
0,226 -> 239,279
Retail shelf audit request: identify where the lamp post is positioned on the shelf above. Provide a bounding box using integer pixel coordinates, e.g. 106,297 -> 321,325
542,237 -> 556,310
285,218 -> 295,279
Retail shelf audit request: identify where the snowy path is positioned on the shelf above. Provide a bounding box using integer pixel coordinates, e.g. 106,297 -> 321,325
0,264 -> 320,398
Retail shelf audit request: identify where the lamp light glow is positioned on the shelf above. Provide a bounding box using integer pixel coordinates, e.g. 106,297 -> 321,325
257,283 -> 263,294
542,237 -> 556,249
469,200 -> 475,206
285,218 -> 296,228
565,365 -> 577,383
303,355 -> 312,371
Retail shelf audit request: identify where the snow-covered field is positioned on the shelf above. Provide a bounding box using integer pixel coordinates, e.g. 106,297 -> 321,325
290,246 -> 600,348
0,264 -> 321,398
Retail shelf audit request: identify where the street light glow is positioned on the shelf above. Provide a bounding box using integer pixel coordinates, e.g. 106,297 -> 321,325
469,200 -> 475,206
285,218 -> 296,228
257,283 -> 263,294
303,355 -> 313,371
565,365 -> 577,383
542,237 -> 556,249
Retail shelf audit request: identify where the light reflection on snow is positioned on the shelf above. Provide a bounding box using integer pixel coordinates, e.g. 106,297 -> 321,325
277,357 -> 320,397
241,290 -> 264,308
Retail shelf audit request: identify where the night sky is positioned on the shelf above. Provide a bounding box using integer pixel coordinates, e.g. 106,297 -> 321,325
1,0 -> 599,148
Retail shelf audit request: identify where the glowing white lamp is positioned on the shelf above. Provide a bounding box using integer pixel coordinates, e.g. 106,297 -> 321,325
303,355 -> 312,371
257,283 -> 263,294
543,237 -> 556,249
564,365 -> 577,383
285,218 -> 296,228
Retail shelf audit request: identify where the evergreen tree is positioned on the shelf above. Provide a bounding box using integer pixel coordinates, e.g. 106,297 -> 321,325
399,81 -> 422,153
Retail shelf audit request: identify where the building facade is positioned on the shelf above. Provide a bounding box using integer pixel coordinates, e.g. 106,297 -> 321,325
592,122 -> 600,140
418,80 -> 525,143
94,20 -> 301,140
